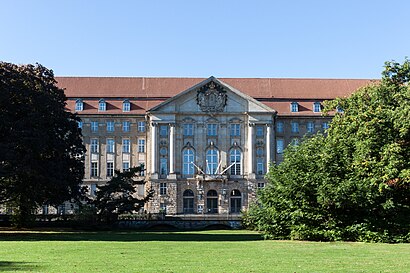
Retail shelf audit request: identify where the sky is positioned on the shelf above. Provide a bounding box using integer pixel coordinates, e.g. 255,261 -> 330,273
1,0 -> 409,79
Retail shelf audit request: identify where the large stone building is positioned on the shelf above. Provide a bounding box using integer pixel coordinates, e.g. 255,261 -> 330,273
57,76 -> 370,216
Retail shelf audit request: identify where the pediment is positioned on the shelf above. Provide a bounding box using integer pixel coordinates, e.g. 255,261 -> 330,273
148,76 -> 276,114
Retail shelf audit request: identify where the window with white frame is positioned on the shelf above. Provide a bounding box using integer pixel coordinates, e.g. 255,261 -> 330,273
257,182 -> 265,188
291,122 -> 299,133
122,139 -> 130,153
98,99 -> 106,112
90,162 -> 98,177
90,139 -> 99,153
183,124 -> 193,136
91,121 -> 98,132
256,126 -> 264,137
276,139 -> 284,154
106,139 -> 115,153
106,121 -> 114,132
291,138 -> 300,146
75,99 -> 83,111
138,139 -> 145,153
182,149 -> 194,175
322,122 -> 329,130
307,121 -> 315,133
336,106 -> 344,113
123,121 -> 130,132
276,121 -> 284,133
207,124 -> 217,136
138,121 -> 145,132
206,148 -> 218,174
122,162 -> 130,172
160,182 -> 167,195
107,162 -> 114,177
313,102 -> 321,113
257,158 -> 264,175
230,149 -> 241,175
291,102 -> 299,112
123,100 -> 130,112
230,124 -> 240,136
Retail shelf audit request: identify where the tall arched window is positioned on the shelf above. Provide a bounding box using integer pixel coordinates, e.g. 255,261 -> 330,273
206,190 -> 218,214
206,148 -> 218,174
182,149 -> 194,176
230,149 -> 242,175
98,99 -> 106,112
230,189 -> 242,213
183,189 -> 194,214
123,99 -> 130,112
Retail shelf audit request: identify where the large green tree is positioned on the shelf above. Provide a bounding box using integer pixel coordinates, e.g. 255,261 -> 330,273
244,60 -> 410,242
0,62 -> 85,227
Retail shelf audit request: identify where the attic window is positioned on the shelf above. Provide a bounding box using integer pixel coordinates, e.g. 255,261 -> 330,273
123,99 -> 130,112
98,99 -> 106,112
75,99 -> 83,111
290,102 -> 299,112
313,102 -> 321,113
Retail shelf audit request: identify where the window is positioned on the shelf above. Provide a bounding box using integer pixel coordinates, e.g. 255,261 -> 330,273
138,139 -> 145,153
206,149 -> 218,174
90,184 -> 97,196
90,139 -> 99,153
183,149 -> 194,175
230,124 -> 240,136
291,102 -> 299,112
98,99 -> 106,112
291,122 -> 299,133
183,124 -> 193,136
106,121 -> 114,132
322,122 -> 329,130
77,121 -> 83,129
106,139 -> 115,153
230,190 -> 242,213
230,149 -> 241,175
160,182 -> 167,195
123,121 -> 130,132
91,121 -> 98,132
160,158 -> 168,176
313,102 -> 321,113
122,162 -> 130,172
107,162 -> 114,177
276,139 -> 284,154
75,99 -> 83,111
276,121 -> 284,133
336,106 -> 344,113
160,125 -> 168,136
138,121 -> 146,132
257,158 -> 264,175
183,190 -> 194,214
207,124 -> 217,136
257,182 -> 265,189
122,139 -> 130,153
307,122 -> 315,133
91,162 -> 98,177
123,100 -> 130,112
206,190 -> 218,214
256,126 -> 264,137
256,148 -> 264,156
291,138 -> 300,146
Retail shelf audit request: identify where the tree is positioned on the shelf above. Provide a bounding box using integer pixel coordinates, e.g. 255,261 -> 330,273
93,165 -> 153,223
0,62 -> 85,227
244,59 -> 410,242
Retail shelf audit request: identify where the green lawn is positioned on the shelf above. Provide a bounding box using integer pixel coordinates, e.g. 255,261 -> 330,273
0,229 -> 409,272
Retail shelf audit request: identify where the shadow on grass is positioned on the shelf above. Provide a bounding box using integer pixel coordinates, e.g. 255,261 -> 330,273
0,261 -> 42,272
0,230 -> 262,242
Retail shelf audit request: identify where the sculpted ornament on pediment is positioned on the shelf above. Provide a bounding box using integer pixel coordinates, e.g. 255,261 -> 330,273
196,81 -> 227,113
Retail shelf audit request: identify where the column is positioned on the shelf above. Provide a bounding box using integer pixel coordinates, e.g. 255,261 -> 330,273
247,123 -> 254,175
169,123 -> 175,174
266,124 -> 271,170
151,122 -> 157,174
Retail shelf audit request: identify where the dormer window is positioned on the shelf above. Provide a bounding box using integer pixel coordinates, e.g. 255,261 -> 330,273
336,106 -> 344,113
123,99 -> 130,112
313,102 -> 321,113
75,99 -> 83,111
98,99 -> 106,112
291,102 -> 299,112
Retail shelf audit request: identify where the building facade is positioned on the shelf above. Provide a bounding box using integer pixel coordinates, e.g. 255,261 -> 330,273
58,76 -> 370,216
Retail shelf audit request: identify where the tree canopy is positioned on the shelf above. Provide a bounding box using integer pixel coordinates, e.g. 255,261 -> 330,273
0,62 -> 85,227
244,59 -> 410,242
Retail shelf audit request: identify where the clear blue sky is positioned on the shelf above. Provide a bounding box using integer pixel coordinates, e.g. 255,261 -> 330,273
1,0 -> 409,78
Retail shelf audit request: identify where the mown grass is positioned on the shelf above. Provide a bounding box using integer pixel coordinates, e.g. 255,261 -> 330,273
0,229 -> 409,272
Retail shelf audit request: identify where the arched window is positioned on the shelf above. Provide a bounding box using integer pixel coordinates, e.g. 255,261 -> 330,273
230,149 -> 242,175
206,190 -> 218,214
98,99 -> 106,112
183,189 -> 194,214
75,99 -> 83,111
182,149 -> 194,176
230,190 -> 242,213
123,99 -> 131,112
206,148 -> 218,174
